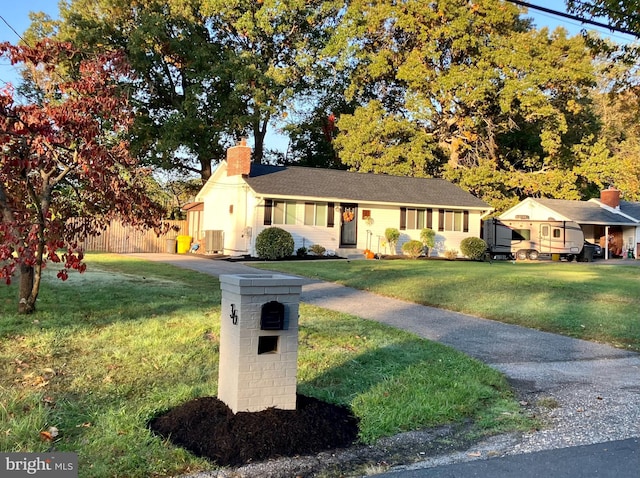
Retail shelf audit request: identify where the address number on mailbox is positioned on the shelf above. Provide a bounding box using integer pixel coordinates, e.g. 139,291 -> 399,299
260,301 -> 285,330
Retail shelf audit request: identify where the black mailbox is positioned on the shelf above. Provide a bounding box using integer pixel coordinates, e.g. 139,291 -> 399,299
260,301 -> 285,330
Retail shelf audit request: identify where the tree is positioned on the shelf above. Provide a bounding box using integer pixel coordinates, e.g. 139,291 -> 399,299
27,0 -> 242,181
331,0 -> 599,209
0,40 -> 169,314
200,0 -> 345,164
573,58 -> 640,201
566,0 -> 640,36
28,0 -> 345,176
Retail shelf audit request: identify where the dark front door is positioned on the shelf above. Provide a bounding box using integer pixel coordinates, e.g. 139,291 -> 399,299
340,204 -> 357,247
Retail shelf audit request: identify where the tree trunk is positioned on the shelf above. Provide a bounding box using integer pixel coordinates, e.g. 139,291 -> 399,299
18,263 -> 37,314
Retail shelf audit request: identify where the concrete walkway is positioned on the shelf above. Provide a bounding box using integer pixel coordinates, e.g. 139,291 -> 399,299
128,254 -> 640,476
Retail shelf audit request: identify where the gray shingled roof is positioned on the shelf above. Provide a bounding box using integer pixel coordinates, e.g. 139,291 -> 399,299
244,164 -> 490,209
620,201 -> 640,221
535,198 -> 639,225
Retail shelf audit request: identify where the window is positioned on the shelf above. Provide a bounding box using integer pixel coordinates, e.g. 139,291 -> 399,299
400,208 -> 431,230
273,200 -> 296,225
304,202 -> 327,226
553,228 -> 561,238
264,199 -> 331,226
440,210 -> 470,232
444,211 -> 463,231
513,229 -> 531,240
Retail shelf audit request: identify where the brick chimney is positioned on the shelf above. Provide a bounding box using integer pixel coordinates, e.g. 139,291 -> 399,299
226,139 -> 251,177
600,187 -> 621,209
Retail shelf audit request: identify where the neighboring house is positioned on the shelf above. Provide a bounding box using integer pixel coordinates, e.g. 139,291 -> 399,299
187,141 -> 492,257
499,188 -> 640,259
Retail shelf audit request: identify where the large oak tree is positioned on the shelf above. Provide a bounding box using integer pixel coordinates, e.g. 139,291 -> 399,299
27,0 -> 344,176
331,0 -> 600,211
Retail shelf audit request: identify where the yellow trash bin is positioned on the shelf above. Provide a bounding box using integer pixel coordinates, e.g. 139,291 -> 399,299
176,235 -> 192,254
552,253 -> 560,261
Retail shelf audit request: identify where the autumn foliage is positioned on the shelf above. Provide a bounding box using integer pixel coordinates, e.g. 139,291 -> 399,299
0,40 -> 169,313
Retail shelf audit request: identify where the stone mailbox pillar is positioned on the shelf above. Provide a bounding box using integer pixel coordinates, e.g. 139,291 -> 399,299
218,273 -> 303,413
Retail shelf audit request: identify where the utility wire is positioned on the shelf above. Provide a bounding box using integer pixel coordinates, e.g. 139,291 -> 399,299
505,0 -> 640,38
0,14 -> 30,46
532,8 -> 635,43
571,0 -> 640,25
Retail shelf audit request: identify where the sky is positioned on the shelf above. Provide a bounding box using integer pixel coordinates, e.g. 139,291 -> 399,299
0,1 -> 636,151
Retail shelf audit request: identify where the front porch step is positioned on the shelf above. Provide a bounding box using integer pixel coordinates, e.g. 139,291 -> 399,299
335,248 -> 366,259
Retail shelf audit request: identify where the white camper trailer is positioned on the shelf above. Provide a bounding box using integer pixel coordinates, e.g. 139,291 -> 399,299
484,218 -> 584,261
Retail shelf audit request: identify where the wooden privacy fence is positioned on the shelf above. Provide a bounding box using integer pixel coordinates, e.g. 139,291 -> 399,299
75,220 -> 188,253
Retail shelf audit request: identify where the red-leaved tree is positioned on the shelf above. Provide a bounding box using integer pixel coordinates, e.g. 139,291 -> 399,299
0,40 -> 170,314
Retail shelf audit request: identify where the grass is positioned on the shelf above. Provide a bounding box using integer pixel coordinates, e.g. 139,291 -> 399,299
253,259 -> 640,352
0,254 -> 530,478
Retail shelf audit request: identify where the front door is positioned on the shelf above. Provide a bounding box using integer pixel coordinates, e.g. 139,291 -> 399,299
340,204 -> 357,247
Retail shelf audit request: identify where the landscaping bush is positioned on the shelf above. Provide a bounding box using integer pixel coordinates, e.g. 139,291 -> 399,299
420,228 -> 436,248
444,249 -> 459,260
385,228 -> 400,254
309,244 -> 326,255
296,247 -> 308,257
460,237 -> 487,260
402,240 -> 424,259
420,228 -> 436,256
255,227 -> 295,259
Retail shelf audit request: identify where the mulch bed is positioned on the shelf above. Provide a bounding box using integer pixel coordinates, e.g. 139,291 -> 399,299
148,394 -> 360,466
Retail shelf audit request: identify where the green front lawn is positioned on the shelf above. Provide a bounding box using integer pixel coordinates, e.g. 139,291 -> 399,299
254,259 -> 640,352
0,254 -> 530,478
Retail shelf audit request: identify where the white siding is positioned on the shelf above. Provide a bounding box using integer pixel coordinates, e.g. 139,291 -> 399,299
200,173 -> 253,254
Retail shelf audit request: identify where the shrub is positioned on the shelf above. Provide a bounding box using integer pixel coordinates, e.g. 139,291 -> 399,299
444,249 -> 459,260
255,227 -> 295,260
460,237 -> 487,260
308,244 -> 326,255
402,240 -> 424,259
420,228 -> 436,249
385,228 -> 400,254
296,247 -> 307,257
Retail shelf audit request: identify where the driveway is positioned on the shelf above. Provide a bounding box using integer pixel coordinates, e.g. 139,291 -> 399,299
128,254 -> 640,474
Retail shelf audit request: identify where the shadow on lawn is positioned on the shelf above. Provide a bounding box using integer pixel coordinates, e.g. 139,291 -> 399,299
1,268 -> 222,333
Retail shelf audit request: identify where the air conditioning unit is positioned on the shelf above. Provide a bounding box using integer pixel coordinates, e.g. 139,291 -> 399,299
205,230 -> 224,253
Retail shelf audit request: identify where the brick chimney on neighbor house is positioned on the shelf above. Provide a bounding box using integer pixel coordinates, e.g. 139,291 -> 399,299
226,139 -> 251,177
600,187 -> 621,209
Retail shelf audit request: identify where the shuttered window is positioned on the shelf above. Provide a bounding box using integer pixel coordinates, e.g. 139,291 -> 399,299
443,210 -> 466,231
263,199 -> 273,225
401,207 -> 431,229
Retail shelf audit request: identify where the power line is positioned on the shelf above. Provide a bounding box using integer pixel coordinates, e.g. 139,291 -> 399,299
532,8 -> 635,43
505,0 -> 640,38
572,0 -> 640,25
0,14 -> 30,46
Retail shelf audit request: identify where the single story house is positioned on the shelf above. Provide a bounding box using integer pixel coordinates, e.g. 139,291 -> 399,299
499,188 -> 640,259
186,141 -> 492,257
